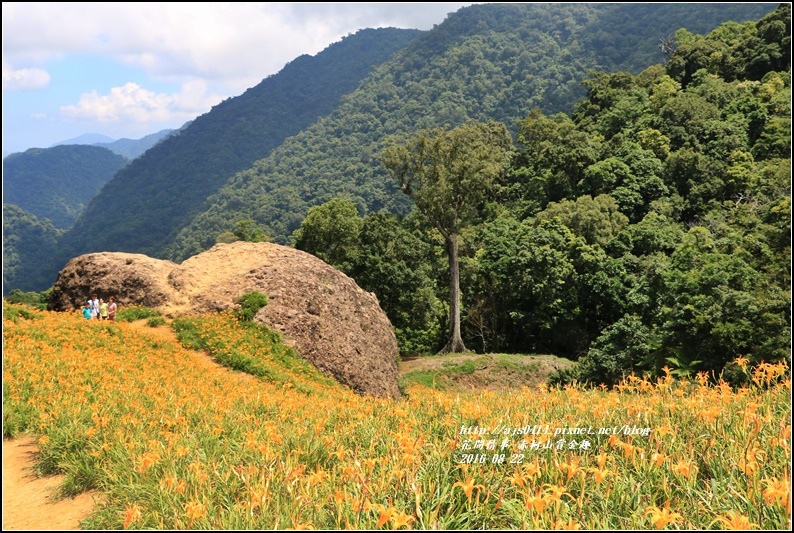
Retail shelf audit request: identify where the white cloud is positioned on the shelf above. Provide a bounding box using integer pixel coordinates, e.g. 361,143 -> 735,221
2,3 -> 472,93
60,81 -> 223,124
2,60 -> 51,90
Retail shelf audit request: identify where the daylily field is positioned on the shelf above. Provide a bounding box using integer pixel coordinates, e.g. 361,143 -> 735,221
3,303 -> 791,530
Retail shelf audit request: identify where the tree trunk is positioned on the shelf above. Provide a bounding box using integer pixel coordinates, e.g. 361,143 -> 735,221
440,233 -> 467,353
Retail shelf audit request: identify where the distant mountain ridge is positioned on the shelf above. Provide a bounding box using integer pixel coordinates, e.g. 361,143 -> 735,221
3,144 -> 128,229
51,133 -> 115,146
92,128 -> 176,159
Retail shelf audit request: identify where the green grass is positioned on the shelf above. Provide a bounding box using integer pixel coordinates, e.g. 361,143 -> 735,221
171,314 -> 336,393
116,305 -> 161,322
400,353 -> 573,391
146,316 -> 167,327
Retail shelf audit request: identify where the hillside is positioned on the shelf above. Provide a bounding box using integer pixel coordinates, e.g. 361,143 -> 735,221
52,27 -> 423,266
258,4 -> 790,376
3,205 -> 64,293
3,300 -> 790,529
2,145 -> 128,229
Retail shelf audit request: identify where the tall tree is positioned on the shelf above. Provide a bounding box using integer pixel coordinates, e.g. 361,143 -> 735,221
380,120 -> 513,353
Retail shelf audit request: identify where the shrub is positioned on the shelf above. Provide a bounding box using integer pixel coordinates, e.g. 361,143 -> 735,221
5,288 -> 50,310
116,306 -> 161,322
146,316 -> 167,328
577,314 -> 654,387
547,364 -> 583,387
235,291 -> 269,321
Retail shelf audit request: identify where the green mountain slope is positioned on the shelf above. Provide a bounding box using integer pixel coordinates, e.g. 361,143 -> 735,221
3,205 -> 64,293
288,5 -> 790,371
167,2 -> 776,259
2,145 -> 128,229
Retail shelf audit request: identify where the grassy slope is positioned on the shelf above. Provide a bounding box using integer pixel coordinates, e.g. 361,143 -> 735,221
3,302 -> 790,530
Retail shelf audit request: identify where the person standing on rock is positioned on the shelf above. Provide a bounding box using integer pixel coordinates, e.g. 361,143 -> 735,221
107,296 -> 118,321
99,298 -> 109,320
88,294 -> 100,320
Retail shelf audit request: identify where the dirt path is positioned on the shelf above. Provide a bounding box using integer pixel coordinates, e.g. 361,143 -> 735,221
1,318 -> 233,530
2,436 -> 99,530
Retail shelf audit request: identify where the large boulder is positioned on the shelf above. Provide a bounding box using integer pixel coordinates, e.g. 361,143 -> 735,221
48,242 -> 401,399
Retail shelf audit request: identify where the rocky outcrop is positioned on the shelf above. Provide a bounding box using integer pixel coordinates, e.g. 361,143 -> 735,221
48,242 -> 401,399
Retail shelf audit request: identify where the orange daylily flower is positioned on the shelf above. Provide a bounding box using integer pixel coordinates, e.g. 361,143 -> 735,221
589,467 -> 611,484
453,476 -> 485,503
645,502 -> 683,529
122,503 -> 142,529
713,511 -> 757,530
374,504 -> 396,528
185,500 -> 207,526
390,510 -> 414,530
524,490 -> 546,514
762,476 -> 791,509
671,460 -> 698,480
554,517 -> 581,530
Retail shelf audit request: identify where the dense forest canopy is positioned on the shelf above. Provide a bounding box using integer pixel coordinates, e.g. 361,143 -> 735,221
3,205 -> 64,292
292,4 -> 791,385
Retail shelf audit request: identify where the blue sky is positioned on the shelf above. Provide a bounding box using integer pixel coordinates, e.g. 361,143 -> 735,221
2,2 -> 473,156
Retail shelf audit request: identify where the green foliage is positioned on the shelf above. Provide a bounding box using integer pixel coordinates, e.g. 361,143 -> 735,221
116,306 -> 161,322
535,194 -> 629,246
235,291 -> 269,322
293,198 -> 363,271
4,288 -> 51,310
546,364 -> 583,388
381,120 -> 514,353
381,121 -> 514,238
3,205 -> 64,295
171,315 -> 334,392
577,315 -> 656,386
146,316 -> 167,328
2,301 -> 42,322
348,210 -> 447,354
292,200 -> 446,354
232,219 -> 271,243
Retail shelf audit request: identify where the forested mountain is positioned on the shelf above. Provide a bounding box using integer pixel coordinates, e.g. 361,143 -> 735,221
166,2 -> 776,261
3,205 -> 64,292
292,4 -> 791,382
92,128 -> 176,159
2,145 -> 128,229
52,27 -> 423,264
